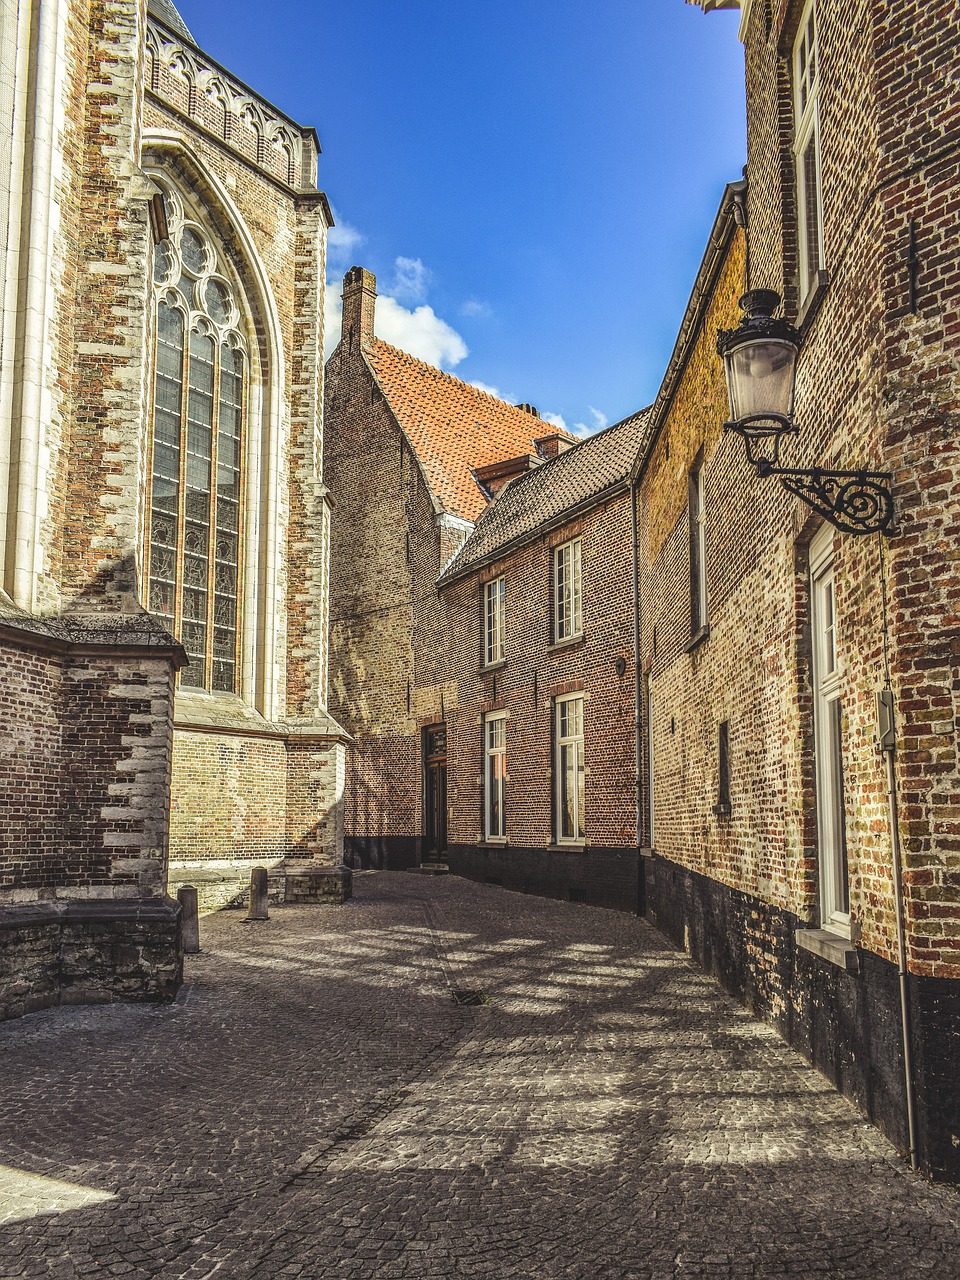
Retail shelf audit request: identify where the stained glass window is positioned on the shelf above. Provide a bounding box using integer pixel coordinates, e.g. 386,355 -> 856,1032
147,188 -> 246,694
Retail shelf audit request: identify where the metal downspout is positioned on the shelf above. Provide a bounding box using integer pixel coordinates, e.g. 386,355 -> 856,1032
881,734 -> 919,1170
631,477 -> 644,916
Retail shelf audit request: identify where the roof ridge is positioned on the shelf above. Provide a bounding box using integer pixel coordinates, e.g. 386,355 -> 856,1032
367,338 -> 578,439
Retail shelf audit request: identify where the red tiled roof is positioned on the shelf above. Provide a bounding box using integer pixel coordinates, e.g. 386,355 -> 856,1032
364,340 -> 576,523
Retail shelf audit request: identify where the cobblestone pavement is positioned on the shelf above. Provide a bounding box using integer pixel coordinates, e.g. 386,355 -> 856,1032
2,873 -> 959,1280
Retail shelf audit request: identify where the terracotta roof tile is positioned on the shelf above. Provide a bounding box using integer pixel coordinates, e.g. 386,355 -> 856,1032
438,407 -> 654,584
364,340 -> 575,523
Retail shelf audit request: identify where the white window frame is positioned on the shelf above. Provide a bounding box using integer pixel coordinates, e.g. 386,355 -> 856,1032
793,0 -> 824,304
483,576 -> 505,666
555,693 -> 585,844
690,459 -> 708,634
483,711 -> 507,842
554,538 -> 583,642
810,525 -> 850,935
646,675 -> 655,848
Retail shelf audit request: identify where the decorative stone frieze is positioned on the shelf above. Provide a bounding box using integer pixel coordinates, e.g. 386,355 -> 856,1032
145,15 -> 318,191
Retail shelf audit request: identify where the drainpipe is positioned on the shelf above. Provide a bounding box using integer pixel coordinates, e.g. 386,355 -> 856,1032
878,701 -> 918,1171
631,477 -> 644,916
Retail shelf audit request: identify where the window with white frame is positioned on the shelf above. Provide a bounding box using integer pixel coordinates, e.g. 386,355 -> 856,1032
793,0 -> 824,304
484,712 -> 507,841
554,538 -> 583,641
810,525 -> 849,934
555,693 -> 585,843
689,457 -> 707,635
148,183 -> 246,693
483,576 -> 505,666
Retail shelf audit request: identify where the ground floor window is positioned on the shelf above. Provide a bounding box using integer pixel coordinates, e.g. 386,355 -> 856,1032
484,712 -> 507,841
810,525 -> 849,933
556,693 -> 585,843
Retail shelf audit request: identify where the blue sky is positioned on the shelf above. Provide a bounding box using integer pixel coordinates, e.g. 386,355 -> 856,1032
177,0 -> 745,433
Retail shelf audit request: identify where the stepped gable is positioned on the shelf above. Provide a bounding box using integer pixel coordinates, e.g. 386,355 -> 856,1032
364,340 -> 576,523
147,0 -> 194,42
438,406 -> 653,583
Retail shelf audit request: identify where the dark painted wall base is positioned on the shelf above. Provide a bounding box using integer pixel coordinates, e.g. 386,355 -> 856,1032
446,843 -> 641,914
344,835 -> 420,872
0,898 -> 183,1021
645,851 -> 960,1185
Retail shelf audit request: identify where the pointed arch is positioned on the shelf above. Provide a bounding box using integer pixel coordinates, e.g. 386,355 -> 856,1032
141,130 -> 287,719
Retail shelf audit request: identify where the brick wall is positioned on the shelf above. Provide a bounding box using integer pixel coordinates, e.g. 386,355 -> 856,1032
0,617 -> 180,904
734,0 -> 960,978
324,336 -> 425,859
438,494 -> 639,906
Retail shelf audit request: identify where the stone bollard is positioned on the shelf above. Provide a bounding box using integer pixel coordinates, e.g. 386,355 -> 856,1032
244,866 -> 269,923
177,885 -> 201,954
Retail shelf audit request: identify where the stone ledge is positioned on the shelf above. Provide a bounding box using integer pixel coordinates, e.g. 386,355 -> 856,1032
795,928 -> 860,974
0,897 -> 182,1021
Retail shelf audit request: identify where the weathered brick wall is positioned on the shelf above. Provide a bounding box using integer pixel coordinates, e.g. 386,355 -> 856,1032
324,339 -> 424,851
142,21 -> 341,867
0,621 -> 179,903
170,732 -> 287,863
0,637 -> 70,893
652,0 -> 960,983
286,736 -> 345,862
441,496 -> 638,855
738,0 -> 960,977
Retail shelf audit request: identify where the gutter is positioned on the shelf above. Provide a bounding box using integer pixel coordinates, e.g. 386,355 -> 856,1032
629,179 -> 746,488
631,472 -> 644,915
436,475 -> 632,590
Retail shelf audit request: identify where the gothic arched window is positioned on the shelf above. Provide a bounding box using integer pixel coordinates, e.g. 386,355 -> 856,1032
148,187 -> 246,694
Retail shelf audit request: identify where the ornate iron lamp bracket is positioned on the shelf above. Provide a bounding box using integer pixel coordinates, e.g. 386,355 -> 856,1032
755,460 -> 895,535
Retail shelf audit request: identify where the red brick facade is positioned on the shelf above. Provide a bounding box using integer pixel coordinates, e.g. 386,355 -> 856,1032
436,492 -> 642,908
650,0 -> 960,1181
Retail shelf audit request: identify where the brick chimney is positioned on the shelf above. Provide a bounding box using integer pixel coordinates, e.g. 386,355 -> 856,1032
341,266 -> 377,352
534,432 -> 576,460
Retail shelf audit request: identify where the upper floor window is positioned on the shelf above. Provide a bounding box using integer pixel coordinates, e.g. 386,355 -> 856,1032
689,457 -> 707,636
793,0 -> 824,303
555,693 -> 585,843
484,576 -> 505,666
554,538 -> 583,642
148,185 -> 246,694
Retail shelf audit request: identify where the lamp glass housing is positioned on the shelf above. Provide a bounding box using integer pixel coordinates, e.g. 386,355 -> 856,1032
723,337 -> 798,425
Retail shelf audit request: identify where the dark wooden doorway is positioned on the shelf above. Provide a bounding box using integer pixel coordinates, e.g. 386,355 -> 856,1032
423,723 -> 447,862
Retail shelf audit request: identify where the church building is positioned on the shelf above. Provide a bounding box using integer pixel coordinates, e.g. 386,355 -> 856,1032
0,0 -> 345,1014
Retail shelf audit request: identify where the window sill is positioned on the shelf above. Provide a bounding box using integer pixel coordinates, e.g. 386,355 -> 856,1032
796,269 -> 831,333
549,634 -> 585,654
685,624 -> 710,654
481,659 -> 506,674
479,838 -> 507,847
795,928 -> 859,974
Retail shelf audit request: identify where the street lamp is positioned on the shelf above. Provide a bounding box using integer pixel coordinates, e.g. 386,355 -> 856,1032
717,290 -> 894,535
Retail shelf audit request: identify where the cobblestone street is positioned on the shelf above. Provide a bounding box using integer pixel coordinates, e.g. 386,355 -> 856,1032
1,873 -> 958,1279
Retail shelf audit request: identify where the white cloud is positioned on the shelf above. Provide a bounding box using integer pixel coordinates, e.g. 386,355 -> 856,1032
326,215 -> 364,272
322,285 -> 467,369
391,256 -> 432,305
460,298 -> 494,320
322,245 -> 468,370
323,282 -> 343,361
572,406 -> 608,437
375,295 -> 468,369
542,410 -> 569,432
470,380 -> 502,398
